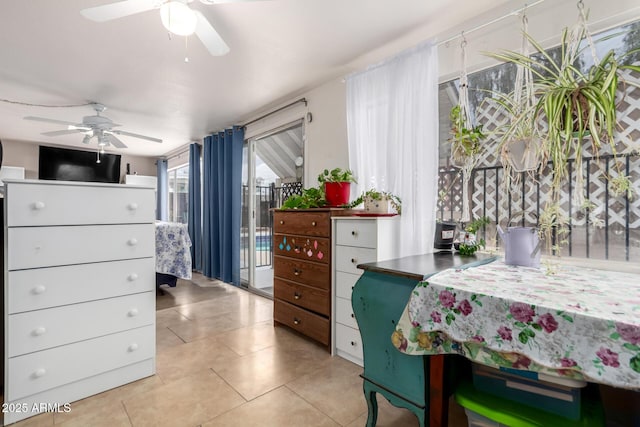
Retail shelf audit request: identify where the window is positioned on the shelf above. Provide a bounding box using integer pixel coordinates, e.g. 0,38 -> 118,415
168,164 -> 189,223
437,19 -> 640,262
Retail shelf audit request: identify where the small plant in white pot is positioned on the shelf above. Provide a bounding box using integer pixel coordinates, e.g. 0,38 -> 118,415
349,189 -> 402,214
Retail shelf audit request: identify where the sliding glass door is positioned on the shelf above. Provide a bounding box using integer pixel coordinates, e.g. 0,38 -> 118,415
240,121 -> 305,296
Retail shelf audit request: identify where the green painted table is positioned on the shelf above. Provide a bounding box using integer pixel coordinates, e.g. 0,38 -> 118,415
352,252 -> 496,427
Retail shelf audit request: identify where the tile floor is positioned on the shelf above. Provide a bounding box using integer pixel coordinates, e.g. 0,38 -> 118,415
9,274 -> 469,427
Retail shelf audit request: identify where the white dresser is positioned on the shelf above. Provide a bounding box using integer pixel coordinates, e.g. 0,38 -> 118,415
331,216 -> 400,366
2,179 -> 156,425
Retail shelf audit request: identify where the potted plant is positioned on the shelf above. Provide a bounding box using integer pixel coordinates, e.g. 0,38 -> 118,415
448,105 -> 486,168
317,168 -> 356,206
456,216 -> 489,256
281,186 -> 326,209
487,26 -> 640,199
349,189 -> 402,214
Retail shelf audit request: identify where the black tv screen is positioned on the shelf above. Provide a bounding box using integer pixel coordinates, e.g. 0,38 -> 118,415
39,146 -> 121,184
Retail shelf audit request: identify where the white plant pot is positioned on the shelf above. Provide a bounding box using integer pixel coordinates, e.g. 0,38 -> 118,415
363,196 -> 393,214
503,137 -> 542,172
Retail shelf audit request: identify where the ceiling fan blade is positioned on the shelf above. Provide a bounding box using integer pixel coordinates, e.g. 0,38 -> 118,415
41,129 -> 85,137
80,0 -> 156,22
194,10 -> 230,56
112,130 -> 162,143
24,116 -> 80,127
200,0 -> 269,4
107,134 -> 128,149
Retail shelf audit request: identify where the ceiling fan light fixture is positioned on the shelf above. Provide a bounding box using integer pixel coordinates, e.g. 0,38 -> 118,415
160,1 -> 197,36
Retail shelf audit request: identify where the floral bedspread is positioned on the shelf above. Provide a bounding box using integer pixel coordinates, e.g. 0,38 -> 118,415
393,260 -> 640,390
155,221 -> 192,280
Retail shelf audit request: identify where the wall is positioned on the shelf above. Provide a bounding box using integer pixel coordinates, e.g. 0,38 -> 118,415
1,139 -> 157,181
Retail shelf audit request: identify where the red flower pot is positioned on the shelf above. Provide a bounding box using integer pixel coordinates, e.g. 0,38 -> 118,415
324,182 -> 351,206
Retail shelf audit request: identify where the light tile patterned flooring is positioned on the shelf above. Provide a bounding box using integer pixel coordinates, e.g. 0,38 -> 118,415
10,273 -> 469,427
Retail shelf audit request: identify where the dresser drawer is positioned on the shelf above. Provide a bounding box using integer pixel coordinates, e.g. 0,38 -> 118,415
335,323 -> 363,362
335,246 -> 376,275
7,325 -> 155,401
273,235 -> 330,264
274,300 -> 330,346
8,292 -> 154,357
274,278 -> 329,316
274,211 -> 330,237
8,224 -> 154,270
335,296 -> 358,329
8,258 -> 155,313
5,182 -> 155,227
274,256 -> 330,290
336,271 -> 360,300
335,219 -> 378,248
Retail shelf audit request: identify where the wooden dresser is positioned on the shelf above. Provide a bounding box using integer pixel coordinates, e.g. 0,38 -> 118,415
2,179 -> 156,425
273,209 -> 333,349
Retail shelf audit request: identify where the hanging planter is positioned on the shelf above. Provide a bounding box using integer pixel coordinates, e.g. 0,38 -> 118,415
487,1 -> 640,201
449,35 -> 486,222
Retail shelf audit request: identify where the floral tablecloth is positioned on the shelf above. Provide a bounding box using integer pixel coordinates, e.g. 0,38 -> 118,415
155,221 -> 192,280
392,260 -> 640,390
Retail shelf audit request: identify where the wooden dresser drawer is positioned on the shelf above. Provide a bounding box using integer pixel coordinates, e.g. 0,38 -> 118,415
8,258 -> 155,314
335,219 -> 378,248
274,256 -> 330,290
274,278 -> 329,316
273,235 -> 330,264
8,224 -> 154,270
274,300 -> 329,346
8,292 -> 155,357
274,211 -> 330,237
7,325 -> 155,401
5,182 -> 155,227
335,245 -> 377,275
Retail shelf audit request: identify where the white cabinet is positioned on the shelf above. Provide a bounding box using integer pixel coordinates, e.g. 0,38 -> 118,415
2,179 -> 156,425
331,217 -> 400,366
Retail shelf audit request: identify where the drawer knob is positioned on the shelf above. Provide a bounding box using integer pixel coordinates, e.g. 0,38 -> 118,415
351,341 -> 357,346
33,368 -> 47,379
293,318 -> 301,325
280,220 -> 284,225
128,308 -> 139,317
311,221 -> 317,226
32,201 -> 46,210
128,343 -> 139,352
293,269 -> 301,276
294,292 -> 301,300
351,230 -> 357,236
32,285 -> 47,295
351,258 -> 357,264
127,238 -> 138,246
32,327 -> 47,336
127,202 -> 138,211
128,273 -> 139,282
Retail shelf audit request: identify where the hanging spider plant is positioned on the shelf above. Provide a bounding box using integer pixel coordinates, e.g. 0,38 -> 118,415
488,25 -> 640,199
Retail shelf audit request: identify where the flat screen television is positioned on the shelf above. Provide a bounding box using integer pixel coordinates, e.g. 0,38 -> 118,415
39,146 -> 121,184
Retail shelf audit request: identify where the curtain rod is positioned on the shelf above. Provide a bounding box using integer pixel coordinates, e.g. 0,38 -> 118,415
242,97 -> 307,128
437,0 -> 545,46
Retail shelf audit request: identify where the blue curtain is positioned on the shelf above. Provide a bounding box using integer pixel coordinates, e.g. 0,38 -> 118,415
202,126 -> 244,285
188,143 -> 202,271
156,159 -> 168,221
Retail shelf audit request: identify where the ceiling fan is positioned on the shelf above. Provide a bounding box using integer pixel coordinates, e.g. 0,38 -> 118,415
80,0 -> 261,56
24,103 -> 162,151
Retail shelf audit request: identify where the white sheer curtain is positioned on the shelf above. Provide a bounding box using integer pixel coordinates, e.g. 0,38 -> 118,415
347,40 -> 439,257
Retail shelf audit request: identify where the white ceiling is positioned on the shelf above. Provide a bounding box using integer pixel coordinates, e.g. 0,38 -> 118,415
0,0 -> 512,157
